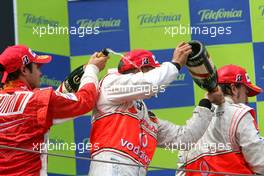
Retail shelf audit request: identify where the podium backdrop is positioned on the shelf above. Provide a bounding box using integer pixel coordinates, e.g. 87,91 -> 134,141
15,0 -> 264,175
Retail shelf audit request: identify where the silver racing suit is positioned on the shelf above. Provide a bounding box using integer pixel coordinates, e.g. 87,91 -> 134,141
88,62 -> 213,176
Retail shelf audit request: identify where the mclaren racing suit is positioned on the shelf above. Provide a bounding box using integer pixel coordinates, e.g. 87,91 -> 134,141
88,62 -> 214,176
177,97 -> 264,175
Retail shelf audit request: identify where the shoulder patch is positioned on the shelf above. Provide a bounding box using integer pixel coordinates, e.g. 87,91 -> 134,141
54,91 -> 78,101
37,87 -> 53,91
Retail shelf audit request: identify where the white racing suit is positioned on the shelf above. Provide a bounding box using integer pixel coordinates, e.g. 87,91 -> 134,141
88,62 -> 213,176
177,97 -> 264,175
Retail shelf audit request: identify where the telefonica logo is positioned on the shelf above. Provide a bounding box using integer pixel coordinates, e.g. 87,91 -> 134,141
198,8 -> 243,22
41,75 -> 61,88
175,73 -> 185,81
77,18 -> 121,28
259,6 -> 264,16
169,73 -> 188,87
137,13 -> 181,26
23,13 -> 59,27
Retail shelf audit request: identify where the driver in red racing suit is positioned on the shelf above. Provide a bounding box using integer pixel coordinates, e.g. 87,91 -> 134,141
0,45 -> 108,176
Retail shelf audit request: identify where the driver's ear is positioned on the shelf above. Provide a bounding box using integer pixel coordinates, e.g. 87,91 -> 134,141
19,65 -> 28,76
230,83 -> 238,96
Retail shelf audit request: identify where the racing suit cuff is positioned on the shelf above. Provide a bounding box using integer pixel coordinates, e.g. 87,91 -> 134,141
86,64 -> 99,75
198,98 -> 212,110
171,62 -> 181,71
78,64 -> 99,90
194,106 -> 213,122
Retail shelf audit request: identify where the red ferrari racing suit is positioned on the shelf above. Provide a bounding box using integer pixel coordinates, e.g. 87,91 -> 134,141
0,65 -> 99,176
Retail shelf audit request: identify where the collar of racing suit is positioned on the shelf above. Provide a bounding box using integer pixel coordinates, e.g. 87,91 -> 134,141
224,96 -> 234,104
1,80 -> 32,93
211,96 -> 234,110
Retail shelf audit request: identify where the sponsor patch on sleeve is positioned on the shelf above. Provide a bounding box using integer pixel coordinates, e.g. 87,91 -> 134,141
54,91 -> 78,101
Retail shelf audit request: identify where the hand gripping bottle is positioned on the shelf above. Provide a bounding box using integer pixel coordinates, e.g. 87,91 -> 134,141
59,48 -> 109,93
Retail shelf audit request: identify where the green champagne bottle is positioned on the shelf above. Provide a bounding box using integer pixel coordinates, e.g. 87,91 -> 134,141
186,40 -> 218,92
60,48 -> 109,93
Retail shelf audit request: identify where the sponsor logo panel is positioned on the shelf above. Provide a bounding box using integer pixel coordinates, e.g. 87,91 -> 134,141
37,52 -> 70,89
189,0 -> 252,45
253,42 -> 264,101
128,0 -> 190,50
144,49 -> 195,109
68,0 -> 130,56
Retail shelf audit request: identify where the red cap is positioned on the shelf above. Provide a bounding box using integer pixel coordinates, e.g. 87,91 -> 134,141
118,49 -> 160,73
0,45 -> 52,83
217,65 -> 262,97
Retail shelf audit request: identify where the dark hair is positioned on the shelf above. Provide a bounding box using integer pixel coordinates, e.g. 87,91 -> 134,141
219,83 -> 242,96
117,60 -> 125,73
0,63 -> 33,86
0,64 -> 4,72
0,64 -> 5,88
